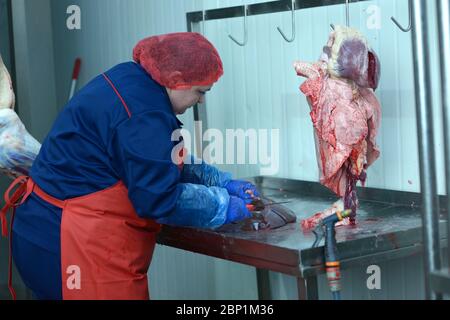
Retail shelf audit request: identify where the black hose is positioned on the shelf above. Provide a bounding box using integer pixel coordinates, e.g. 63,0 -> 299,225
312,209 -> 351,300
332,291 -> 341,300
322,211 -> 349,300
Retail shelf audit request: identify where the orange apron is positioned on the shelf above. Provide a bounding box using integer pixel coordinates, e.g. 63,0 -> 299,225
0,72 -> 186,300
1,176 -> 161,300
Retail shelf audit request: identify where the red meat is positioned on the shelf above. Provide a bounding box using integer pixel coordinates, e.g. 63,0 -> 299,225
295,26 -> 381,227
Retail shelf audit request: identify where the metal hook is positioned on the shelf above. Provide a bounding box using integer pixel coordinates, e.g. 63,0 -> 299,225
228,5 -> 248,46
277,0 -> 296,42
201,10 -> 206,35
391,0 -> 412,32
330,0 -> 349,30
345,0 -> 350,27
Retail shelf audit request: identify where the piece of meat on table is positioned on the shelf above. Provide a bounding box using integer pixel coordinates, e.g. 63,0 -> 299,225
300,199 -> 351,231
295,26 -> 381,228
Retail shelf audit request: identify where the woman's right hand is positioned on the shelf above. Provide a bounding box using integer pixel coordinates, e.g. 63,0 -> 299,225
224,196 -> 252,224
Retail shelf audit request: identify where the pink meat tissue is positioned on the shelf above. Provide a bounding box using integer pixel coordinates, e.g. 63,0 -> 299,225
294,26 -> 381,228
0,55 -> 41,178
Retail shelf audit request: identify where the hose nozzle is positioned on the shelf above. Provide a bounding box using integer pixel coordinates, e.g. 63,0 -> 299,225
316,208 -> 351,300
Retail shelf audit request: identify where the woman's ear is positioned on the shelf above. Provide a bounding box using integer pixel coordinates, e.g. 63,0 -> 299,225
166,71 -> 184,89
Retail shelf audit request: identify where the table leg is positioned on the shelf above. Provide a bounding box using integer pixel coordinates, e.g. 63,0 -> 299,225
297,276 -> 319,300
256,268 -> 272,300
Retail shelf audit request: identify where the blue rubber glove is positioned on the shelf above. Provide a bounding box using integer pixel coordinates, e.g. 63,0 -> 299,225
157,183 -> 229,229
224,180 -> 260,204
224,196 -> 252,224
181,155 -> 232,188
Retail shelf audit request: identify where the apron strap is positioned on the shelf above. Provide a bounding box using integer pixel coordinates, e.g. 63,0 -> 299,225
31,181 -> 66,209
1,176 -> 30,237
1,176 -> 66,237
0,177 -> 66,300
7,210 -> 16,300
0,175 -> 31,301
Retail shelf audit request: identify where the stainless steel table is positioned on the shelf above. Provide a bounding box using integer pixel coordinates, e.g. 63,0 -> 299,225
157,177 -> 448,300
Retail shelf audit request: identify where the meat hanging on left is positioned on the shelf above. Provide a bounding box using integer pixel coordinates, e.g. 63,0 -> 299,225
294,26 -> 382,229
0,55 -> 41,179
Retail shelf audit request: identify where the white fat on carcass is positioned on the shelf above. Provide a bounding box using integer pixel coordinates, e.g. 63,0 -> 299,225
0,108 -> 41,178
327,26 -> 369,79
0,55 -> 15,110
0,57 -> 41,178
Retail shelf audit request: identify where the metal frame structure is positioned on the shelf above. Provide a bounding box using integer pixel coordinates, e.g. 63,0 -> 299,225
430,0 -> 450,298
185,0 -> 450,299
411,0 -> 442,300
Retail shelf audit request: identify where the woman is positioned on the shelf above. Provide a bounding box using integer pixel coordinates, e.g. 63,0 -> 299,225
1,32 -> 259,300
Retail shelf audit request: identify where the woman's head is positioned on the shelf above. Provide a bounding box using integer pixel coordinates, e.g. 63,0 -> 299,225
165,85 -> 212,115
133,32 -> 223,113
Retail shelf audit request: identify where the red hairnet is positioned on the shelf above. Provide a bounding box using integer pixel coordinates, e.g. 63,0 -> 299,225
133,32 -> 224,89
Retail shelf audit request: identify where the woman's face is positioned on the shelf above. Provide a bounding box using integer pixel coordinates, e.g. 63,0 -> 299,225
166,85 -> 213,115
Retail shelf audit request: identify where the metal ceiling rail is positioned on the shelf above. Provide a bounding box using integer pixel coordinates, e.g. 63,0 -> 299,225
186,0 -> 369,25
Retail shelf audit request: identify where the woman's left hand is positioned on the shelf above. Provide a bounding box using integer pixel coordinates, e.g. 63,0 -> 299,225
224,180 -> 260,204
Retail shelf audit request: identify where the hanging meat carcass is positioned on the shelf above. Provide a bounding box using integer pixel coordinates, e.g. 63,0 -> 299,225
294,26 -> 381,227
0,55 -> 15,110
0,55 -> 41,178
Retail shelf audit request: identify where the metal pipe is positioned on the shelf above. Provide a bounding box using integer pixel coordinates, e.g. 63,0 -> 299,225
436,0 -> 450,271
411,0 -> 442,300
345,0 -> 349,27
201,10 -> 205,35
186,17 -> 206,159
